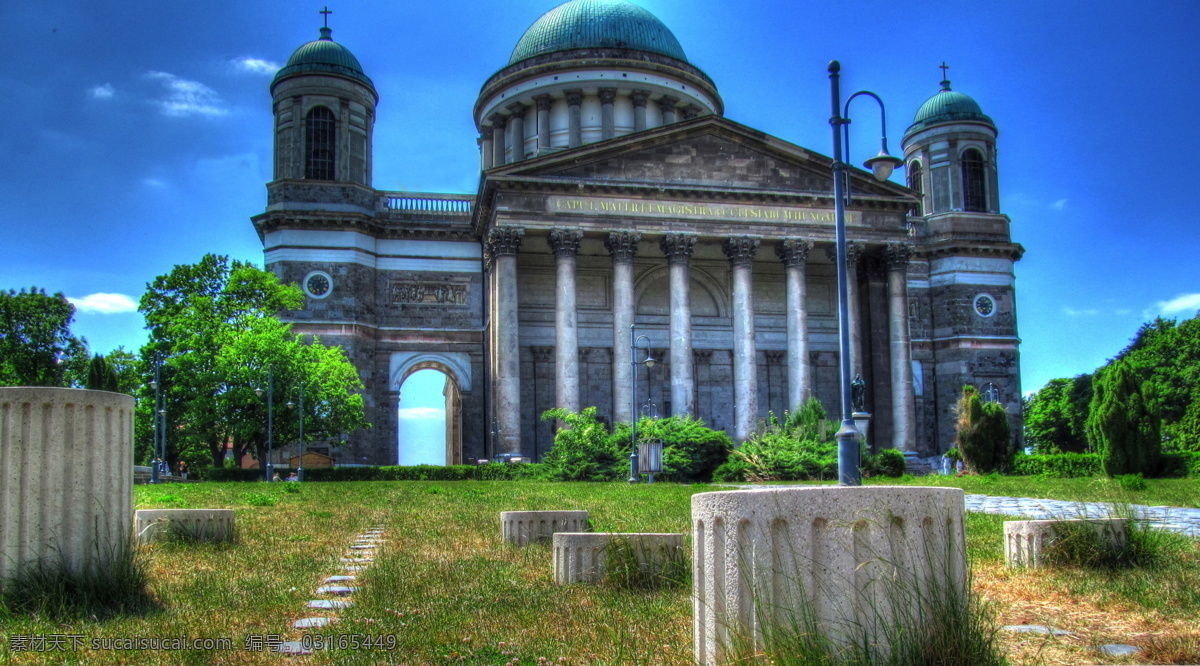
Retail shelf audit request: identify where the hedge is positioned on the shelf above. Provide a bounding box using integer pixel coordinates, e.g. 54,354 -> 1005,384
1010,451 -> 1200,478
198,463 -> 545,482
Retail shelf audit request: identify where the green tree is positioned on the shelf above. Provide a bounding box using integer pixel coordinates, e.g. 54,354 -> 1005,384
1116,315 -> 1200,450
0,288 -> 89,387
138,255 -> 367,470
85,354 -> 119,392
1086,360 -> 1160,476
104,347 -> 142,395
956,385 -> 1012,473
1024,375 -> 1091,453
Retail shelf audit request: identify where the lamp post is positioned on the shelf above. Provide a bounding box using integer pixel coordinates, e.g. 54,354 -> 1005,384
628,323 -> 657,483
828,60 -> 903,486
255,369 -> 275,482
286,383 -> 305,481
149,364 -> 162,484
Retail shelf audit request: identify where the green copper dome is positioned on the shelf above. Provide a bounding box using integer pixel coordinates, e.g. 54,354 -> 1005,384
273,27 -> 374,90
906,81 -> 993,135
509,0 -> 688,66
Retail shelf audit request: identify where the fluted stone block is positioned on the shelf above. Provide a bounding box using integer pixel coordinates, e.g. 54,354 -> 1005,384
1004,518 -> 1128,568
134,509 -> 237,544
553,532 -> 685,585
0,388 -> 134,582
500,510 -> 589,546
692,486 -> 966,664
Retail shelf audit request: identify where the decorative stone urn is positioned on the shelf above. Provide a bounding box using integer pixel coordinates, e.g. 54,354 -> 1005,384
691,486 -> 966,664
500,510 -> 588,545
0,388 -> 134,581
552,532 -> 685,585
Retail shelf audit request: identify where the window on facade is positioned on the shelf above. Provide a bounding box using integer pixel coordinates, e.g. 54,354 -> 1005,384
961,148 -> 986,212
305,106 -> 336,180
907,161 -> 923,215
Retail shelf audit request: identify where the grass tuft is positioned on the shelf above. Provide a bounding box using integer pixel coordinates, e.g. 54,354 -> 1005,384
601,536 -> 689,591
0,540 -> 155,620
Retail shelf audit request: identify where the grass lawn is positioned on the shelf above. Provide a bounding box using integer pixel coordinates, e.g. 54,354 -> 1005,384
0,480 -> 1196,664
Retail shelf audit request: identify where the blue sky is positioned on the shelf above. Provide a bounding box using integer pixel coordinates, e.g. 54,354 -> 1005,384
4,0 -> 1199,429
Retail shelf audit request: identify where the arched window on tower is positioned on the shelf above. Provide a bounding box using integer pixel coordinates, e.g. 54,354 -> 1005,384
961,148 -> 986,212
907,160 -> 924,215
305,106 -> 336,181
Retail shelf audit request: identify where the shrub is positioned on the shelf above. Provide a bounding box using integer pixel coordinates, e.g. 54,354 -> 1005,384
1010,452 -> 1101,477
540,407 -> 624,481
1116,473 -> 1148,492
725,398 -> 840,481
612,415 -> 733,482
874,448 -> 907,477
956,386 -> 1012,473
1087,360 -> 1161,477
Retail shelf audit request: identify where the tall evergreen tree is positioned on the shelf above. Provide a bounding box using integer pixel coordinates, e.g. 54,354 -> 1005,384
1086,360 -> 1160,476
85,354 -> 120,392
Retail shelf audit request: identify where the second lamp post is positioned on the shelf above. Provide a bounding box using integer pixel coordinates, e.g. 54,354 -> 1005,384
628,324 -> 656,483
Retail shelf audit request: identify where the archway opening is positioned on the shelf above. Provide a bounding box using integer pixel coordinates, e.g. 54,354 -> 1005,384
397,368 -> 454,466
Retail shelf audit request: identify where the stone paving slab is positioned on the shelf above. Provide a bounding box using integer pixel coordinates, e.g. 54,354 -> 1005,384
324,575 -> 355,583
963,494 -> 1200,537
307,599 -> 351,610
294,617 -> 336,629
315,585 -> 357,595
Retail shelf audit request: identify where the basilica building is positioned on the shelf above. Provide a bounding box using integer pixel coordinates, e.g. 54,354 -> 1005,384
252,0 -> 1024,466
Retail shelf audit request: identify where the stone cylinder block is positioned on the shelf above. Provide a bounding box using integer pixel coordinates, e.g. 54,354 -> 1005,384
553,532 -> 685,585
692,486 -> 966,664
0,388 -> 134,582
134,509 -> 237,544
500,510 -> 588,546
1004,518 -> 1128,568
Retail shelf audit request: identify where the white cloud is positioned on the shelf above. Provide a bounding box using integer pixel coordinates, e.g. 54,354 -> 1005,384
68,293 -> 138,314
233,57 -> 279,75
91,84 -> 114,99
1155,293 -> 1200,317
146,71 -> 227,117
1062,307 -> 1099,316
1050,198 -> 1068,211
398,407 -> 444,420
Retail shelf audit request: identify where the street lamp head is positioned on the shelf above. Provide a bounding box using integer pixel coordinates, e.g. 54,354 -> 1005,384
255,387 -> 264,398
149,380 -> 157,390
642,352 -> 656,369
157,409 -> 166,415
286,401 -> 295,408
864,151 -> 904,182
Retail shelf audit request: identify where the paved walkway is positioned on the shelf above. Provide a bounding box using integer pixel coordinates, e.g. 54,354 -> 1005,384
964,494 -> 1200,537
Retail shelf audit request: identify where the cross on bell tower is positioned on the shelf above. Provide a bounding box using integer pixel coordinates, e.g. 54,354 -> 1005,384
320,6 -> 332,27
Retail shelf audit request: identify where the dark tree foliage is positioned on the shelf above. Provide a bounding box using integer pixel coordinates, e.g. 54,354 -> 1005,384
0,288 -> 89,387
956,385 -> 1012,473
84,354 -> 120,392
1116,315 -> 1200,450
1086,360 -> 1161,476
1023,375 -> 1091,453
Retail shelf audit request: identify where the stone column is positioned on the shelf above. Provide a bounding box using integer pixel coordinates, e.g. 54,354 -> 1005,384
659,95 -> 679,124
631,90 -> 650,131
565,90 -> 583,148
490,113 -> 506,168
506,102 -> 528,162
826,241 -> 865,378
488,226 -> 524,455
723,236 -> 760,443
479,130 -> 493,170
599,88 -> 617,140
885,243 -> 917,453
606,231 -> 640,423
660,234 -> 697,416
776,239 -> 813,409
548,229 -> 583,413
533,94 -> 553,155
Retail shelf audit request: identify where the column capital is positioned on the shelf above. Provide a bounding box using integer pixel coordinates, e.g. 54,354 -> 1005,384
659,234 -> 697,264
604,231 -> 641,262
483,244 -> 494,271
658,95 -> 680,112
884,242 -> 915,270
547,228 -> 583,258
682,104 -> 702,120
775,238 -> 813,267
532,94 -> 553,112
487,226 -> 525,256
506,101 -> 528,116
722,236 -> 760,266
630,89 -> 651,107
488,113 -> 507,128
564,89 -> 584,106
824,240 -> 865,266
598,87 -> 618,105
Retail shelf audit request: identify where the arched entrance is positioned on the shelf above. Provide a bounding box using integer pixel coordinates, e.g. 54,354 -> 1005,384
390,353 -> 471,466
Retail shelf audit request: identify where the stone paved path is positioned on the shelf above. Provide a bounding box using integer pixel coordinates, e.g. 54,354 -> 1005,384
964,494 -> 1200,537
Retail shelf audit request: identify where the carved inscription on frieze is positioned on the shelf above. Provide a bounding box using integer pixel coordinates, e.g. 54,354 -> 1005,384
548,196 -> 861,226
391,278 -> 470,306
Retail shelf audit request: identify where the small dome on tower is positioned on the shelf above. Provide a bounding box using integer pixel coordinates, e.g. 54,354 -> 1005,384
905,79 -> 994,138
509,0 -> 688,66
272,26 -> 374,92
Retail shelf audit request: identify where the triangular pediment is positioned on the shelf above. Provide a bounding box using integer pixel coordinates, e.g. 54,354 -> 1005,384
486,116 -> 912,200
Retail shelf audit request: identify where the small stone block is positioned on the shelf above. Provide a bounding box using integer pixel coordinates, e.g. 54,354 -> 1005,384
134,509 -> 237,545
553,532 -> 685,585
1097,644 -> 1139,657
1004,519 -> 1129,568
294,617 -> 336,629
324,575 -> 356,583
501,510 -> 590,546
343,565 -> 366,572
307,599 -> 351,610
275,641 -> 312,654
315,585 -> 357,595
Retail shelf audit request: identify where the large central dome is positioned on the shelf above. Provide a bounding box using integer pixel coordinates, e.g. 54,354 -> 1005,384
508,0 -> 688,66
